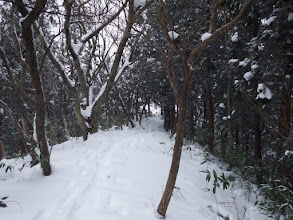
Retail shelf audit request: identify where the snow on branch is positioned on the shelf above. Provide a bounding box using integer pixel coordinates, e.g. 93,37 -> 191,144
134,0 -> 146,10
168,31 -> 179,40
115,60 -> 131,82
201,32 -> 212,41
80,83 -> 107,118
256,83 -> 272,100
80,2 -> 128,44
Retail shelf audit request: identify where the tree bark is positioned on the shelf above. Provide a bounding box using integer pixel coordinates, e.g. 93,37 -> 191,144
16,0 -> 51,176
0,90 -> 4,160
205,50 -> 214,152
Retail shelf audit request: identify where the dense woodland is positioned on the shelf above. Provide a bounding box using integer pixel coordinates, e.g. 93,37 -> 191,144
0,0 -> 292,218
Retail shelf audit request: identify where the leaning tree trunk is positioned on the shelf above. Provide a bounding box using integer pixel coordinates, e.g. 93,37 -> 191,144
156,0 -> 254,216
157,88 -> 189,216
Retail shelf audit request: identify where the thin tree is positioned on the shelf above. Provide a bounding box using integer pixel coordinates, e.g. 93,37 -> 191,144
156,0 -> 254,216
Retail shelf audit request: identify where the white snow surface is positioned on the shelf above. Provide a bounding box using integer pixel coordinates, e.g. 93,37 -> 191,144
201,32 -> 212,41
0,117 -> 270,220
168,31 -> 179,40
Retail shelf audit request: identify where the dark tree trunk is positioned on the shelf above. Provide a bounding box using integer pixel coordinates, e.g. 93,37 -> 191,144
156,0 -> 253,216
157,97 -> 189,216
254,110 -> 261,161
0,112 -> 4,160
135,92 -> 139,121
205,50 -> 214,152
16,0 -> 51,176
0,83 -> 4,160
278,30 -> 293,157
170,104 -> 176,136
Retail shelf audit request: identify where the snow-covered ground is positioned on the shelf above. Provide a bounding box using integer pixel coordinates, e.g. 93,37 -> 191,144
1,117 -> 271,220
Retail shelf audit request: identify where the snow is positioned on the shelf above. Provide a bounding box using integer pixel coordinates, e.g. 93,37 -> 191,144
115,60 -> 130,82
244,71 -> 254,81
256,83 -> 272,100
168,31 -> 179,40
231,32 -> 238,42
81,83 -> 108,118
285,150 -> 293,156
0,117 -> 271,220
251,64 -> 259,71
147,58 -> 155,63
239,58 -> 250,67
228,58 -> 238,64
134,0 -> 146,10
201,32 -> 211,41
219,103 -> 225,108
223,115 -> 230,120
288,12 -> 293,21
71,42 -> 83,54
262,16 -> 277,26
81,24 -> 102,42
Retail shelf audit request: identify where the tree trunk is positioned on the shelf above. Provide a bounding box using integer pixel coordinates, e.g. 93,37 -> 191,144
139,101 -> 147,124
0,112 -> 4,160
156,0 -> 253,216
157,101 -> 188,216
253,98 -> 262,184
206,86 -> 214,152
16,0 -> 51,176
170,104 -> 176,136
278,27 -> 292,157
0,82 -> 4,160
135,92 -> 139,121
205,50 -> 214,152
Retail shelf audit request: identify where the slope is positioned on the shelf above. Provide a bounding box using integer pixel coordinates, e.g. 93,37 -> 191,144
0,117 -> 270,220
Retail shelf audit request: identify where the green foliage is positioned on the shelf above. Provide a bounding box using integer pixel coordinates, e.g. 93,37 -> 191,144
30,157 -> 40,168
0,163 -> 14,173
201,169 -> 231,194
40,158 -> 50,173
219,144 -> 293,218
223,146 -> 248,171
200,150 -> 211,165
259,178 -> 293,219
0,196 -> 8,208
192,126 -> 208,147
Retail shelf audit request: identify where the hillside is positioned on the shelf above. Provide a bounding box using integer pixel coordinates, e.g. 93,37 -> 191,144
0,117 -> 270,220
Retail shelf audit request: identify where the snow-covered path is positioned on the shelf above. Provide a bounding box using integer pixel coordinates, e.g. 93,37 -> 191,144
1,117 -> 270,220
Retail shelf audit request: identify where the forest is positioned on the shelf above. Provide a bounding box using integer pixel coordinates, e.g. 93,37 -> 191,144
0,0 -> 292,219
